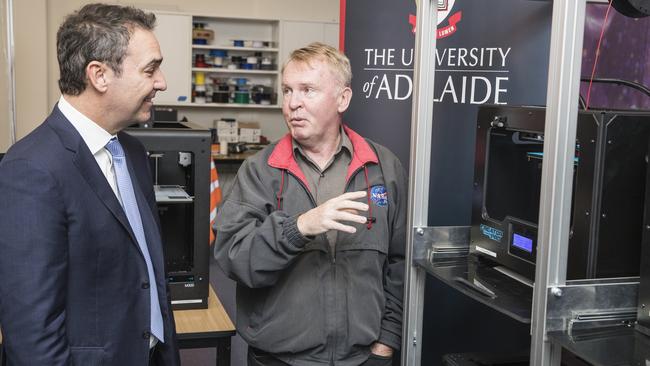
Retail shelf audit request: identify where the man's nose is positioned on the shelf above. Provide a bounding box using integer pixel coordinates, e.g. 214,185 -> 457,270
288,92 -> 303,109
156,69 -> 167,91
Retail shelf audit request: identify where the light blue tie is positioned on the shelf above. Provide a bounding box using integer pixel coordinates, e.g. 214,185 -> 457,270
106,137 -> 164,342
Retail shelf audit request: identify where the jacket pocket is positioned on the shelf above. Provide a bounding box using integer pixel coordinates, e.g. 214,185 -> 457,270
341,249 -> 386,348
246,253 -> 326,353
337,210 -> 390,254
70,346 -> 105,366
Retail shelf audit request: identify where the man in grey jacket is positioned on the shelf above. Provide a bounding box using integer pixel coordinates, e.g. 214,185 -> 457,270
214,42 -> 407,366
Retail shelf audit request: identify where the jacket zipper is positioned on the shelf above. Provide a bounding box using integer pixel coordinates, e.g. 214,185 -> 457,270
285,169 -> 340,263
330,261 -> 337,365
283,170 -> 335,256
330,164 -> 370,264
284,166 -> 369,365
335,164 -> 368,364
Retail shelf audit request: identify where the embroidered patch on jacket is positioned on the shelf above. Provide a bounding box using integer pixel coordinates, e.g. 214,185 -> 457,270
370,185 -> 388,207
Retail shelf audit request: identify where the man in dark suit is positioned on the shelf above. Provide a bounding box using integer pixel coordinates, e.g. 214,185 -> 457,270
0,4 -> 180,365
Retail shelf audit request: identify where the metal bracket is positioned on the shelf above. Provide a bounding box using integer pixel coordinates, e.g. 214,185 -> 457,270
546,278 -> 638,333
412,226 -> 470,263
566,309 -> 636,334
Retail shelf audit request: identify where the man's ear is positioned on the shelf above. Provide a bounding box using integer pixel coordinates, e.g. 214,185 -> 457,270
337,86 -> 352,113
86,61 -> 109,93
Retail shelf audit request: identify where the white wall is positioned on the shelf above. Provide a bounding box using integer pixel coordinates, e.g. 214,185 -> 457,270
17,0 -> 49,140
0,0 -> 50,146
2,0 -> 339,145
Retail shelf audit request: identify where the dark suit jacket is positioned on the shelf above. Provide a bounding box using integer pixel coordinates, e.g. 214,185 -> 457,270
0,106 -> 181,366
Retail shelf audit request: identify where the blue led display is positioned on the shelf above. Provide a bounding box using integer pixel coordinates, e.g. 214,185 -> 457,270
512,233 -> 533,253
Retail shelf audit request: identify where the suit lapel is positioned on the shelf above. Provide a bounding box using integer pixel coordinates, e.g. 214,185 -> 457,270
47,106 -> 142,253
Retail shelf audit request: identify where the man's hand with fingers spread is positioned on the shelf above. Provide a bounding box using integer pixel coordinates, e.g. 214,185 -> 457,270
297,191 -> 369,236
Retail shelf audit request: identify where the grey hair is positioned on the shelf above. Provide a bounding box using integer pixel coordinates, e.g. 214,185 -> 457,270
283,42 -> 352,87
57,3 -> 156,95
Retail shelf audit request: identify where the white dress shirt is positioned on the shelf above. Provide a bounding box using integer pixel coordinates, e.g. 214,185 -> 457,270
57,96 -> 121,205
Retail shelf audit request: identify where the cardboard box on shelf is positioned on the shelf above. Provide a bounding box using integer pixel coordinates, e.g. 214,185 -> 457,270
238,121 -> 260,129
218,135 -> 239,143
217,127 -> 238,136
239,121 -> 261,137
216,119 -> 238,129
239,134 -> 261,143
240,128 -> 261,136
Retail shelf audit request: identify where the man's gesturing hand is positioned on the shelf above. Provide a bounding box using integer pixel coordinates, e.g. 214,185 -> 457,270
297,191 -> 369,237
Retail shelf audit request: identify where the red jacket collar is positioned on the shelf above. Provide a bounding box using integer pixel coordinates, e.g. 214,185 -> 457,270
268,125 -> 379,189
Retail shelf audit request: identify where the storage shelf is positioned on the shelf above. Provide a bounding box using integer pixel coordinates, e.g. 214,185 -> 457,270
155,102 -> 280,109
192,67 -> 279,75
192,45 -> 279,52
153,12 -> 283,111
415,254 -> 533,323
548,326 -> 650,366
154,185 -> 193,204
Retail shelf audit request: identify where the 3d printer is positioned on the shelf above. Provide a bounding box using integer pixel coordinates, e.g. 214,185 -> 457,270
126,128 -> 211,309
470,105 -> 650,281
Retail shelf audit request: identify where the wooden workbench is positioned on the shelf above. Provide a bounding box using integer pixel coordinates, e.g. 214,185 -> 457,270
174,285 -> 236,366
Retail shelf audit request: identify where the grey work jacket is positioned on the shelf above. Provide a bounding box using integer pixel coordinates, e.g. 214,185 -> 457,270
214,126 -> 407,366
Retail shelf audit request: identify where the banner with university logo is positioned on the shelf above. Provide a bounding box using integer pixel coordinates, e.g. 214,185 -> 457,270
342,0 -> 552,362
343,0 -> 552,224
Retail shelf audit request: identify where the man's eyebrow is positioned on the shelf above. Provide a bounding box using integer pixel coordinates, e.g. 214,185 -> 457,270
281,82 -> 317,89
294,82 -> 317,87
144,58 -> 163,69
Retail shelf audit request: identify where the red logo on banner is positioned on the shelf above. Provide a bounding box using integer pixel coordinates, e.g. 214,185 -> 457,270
437,11 -> 462,39
409,14 -> 417,33
409,0 -> 462,40
409,11 -> 462,39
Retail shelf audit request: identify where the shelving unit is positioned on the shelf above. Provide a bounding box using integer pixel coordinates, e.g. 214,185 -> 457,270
152,11 -> 281,109
149,11 -> 338,143
190,16 -> 280,108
